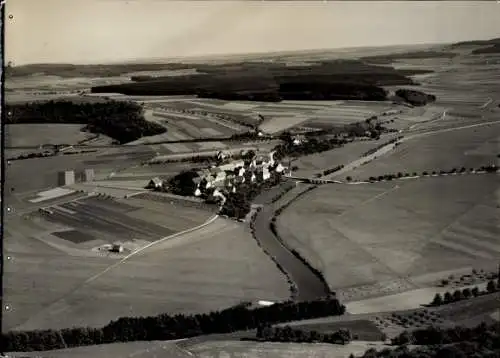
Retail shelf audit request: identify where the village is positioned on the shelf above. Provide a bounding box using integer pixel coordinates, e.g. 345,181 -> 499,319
147,148 -> 292,206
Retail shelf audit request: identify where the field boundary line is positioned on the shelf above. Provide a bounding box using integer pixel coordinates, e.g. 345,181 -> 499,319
84,214 -> 219,284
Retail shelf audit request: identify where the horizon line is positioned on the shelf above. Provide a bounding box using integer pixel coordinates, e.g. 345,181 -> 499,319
7,39 -> 464,68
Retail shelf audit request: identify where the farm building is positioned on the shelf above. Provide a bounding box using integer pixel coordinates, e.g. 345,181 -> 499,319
58,170 -> 75,186
83,168 -> 95,182
110,244 -> 124,253
147,177 -> 163,189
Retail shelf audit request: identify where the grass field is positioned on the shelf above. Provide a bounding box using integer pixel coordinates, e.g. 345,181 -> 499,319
4,147 -> 156,199
292,138 -> 395,178
347,124 -> 500,181
8,340 -> 193,358
5,210 -> 289,331
5,124 -> 104,147
277,174 -> 499,300
188,340 -> 388,358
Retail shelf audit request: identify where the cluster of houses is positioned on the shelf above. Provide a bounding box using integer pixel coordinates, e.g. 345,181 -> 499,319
192,150 -> 287,201
147,150 -> 288,205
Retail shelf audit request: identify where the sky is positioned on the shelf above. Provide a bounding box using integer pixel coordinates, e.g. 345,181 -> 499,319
6,1 -> 500,65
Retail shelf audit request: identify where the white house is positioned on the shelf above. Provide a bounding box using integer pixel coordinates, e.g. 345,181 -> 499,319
147,177 -> 163,189
235,166 -> 246,177
262,167 -> 271,181
275,163 -> 286,173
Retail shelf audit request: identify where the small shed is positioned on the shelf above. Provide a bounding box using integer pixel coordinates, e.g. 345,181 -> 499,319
147,177 -> 163,189
110,244 -> 124,253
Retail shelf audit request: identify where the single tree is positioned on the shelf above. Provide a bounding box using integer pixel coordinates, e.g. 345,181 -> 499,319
453,290 -> 463,301
462,288 -> 472,299
487,280 -> 497,293
431,293 -> 443,306
471,286 -> 480,297
444,291 -> 453,303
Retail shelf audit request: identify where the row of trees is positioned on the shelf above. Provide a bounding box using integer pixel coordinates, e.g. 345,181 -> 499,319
1,298 -> 346,353
273,137 -> 348,160
5,100 -> 167,144
362,137 -> 403,157
255,324 -> 352,345
367,164 -> 498,182
8,149 -> 98,161
430,279 -> 500,307
355,322 -> 500,357
322,164 -> 345,176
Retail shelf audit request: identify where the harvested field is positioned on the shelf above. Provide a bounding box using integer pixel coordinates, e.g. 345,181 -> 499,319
9,217 -> 289,331
277,174 -> 500,299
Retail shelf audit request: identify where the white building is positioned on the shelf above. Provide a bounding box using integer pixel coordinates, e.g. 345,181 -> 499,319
275,163 -> 286,173
58,170 -> 75,186
147,177 -> 163,189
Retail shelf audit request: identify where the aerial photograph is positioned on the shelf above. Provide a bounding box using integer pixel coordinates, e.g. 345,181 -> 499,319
1,0 -> 499,357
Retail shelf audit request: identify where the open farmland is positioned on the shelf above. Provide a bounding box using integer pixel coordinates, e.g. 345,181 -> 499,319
4,146 -> 156,200
8,340 -> 194,358
5,124 -> 113,147
277,174 -> 500,301
5,211 -> 289,331
292,138 -> 398,178
346,124 -> 500,181
187,340 -> 387,358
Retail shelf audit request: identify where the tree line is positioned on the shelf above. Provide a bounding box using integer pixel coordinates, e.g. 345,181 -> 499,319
366,165 -> 498,183
253,324 -> 352,345
354,322 -> 500,357
5,100 -> 166,144
1,298 -> 346,353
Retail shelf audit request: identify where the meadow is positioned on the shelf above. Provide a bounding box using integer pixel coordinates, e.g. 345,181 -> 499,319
346,124 -> 500,181
277,174 -> 499,300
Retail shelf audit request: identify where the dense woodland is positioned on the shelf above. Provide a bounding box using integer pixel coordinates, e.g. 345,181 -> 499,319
1,298 -> 346,352
472,44 -> 500,54
355,322 -> 500,358
91,60 -> 425,102
5,100 -> 166,144
395,89 -> 437,107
